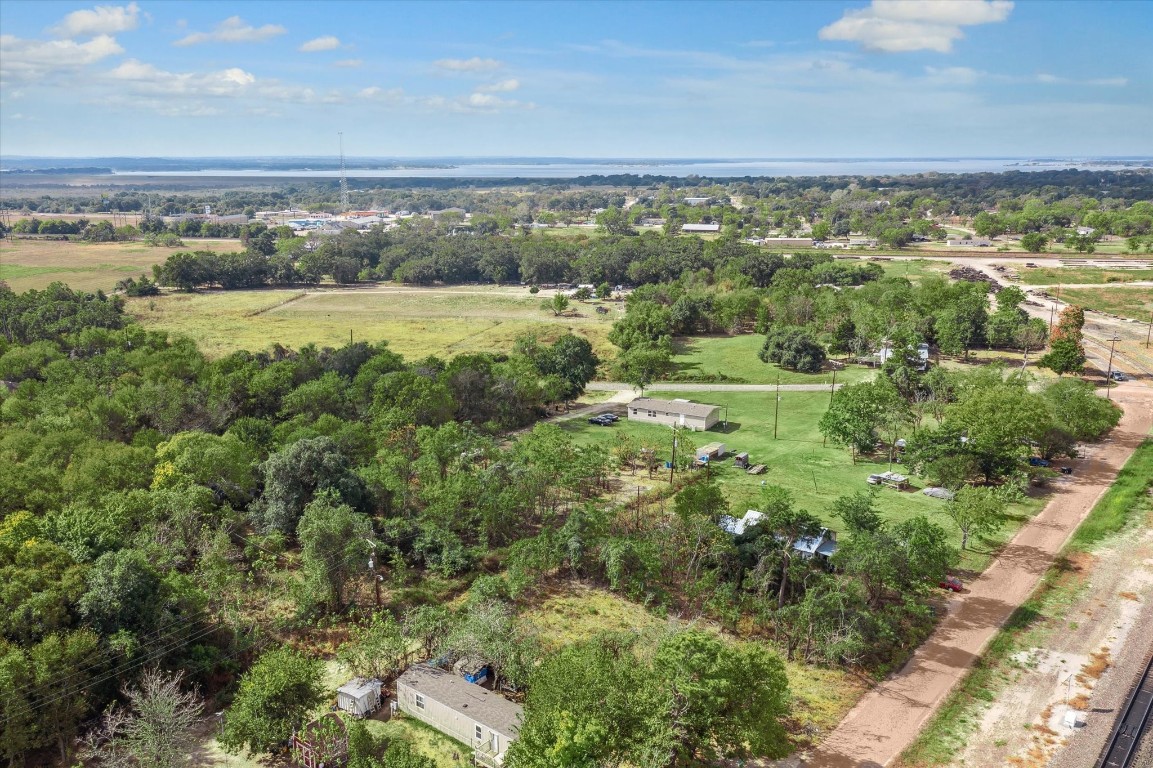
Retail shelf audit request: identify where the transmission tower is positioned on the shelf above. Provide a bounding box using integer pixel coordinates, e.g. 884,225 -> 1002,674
338,132 -> 350,212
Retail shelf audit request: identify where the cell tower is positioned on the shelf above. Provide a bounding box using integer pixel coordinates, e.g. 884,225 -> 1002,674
338,132 -> 350,212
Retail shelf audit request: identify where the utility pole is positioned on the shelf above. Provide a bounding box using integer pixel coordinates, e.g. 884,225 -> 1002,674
1146,310 -> 1152,348
824,368 -> 837,447
367,542 -> 381,608
773,374 -> 781,440
669,426 -> 677,484
1104,336 -> 1119,399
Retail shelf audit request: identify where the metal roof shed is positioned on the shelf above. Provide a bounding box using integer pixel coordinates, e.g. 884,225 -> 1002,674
337,678 -> 382,717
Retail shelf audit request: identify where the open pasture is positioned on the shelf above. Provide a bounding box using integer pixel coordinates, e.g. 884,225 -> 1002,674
562,389 -> 1044,573
129,285 -> 619,359
0,237 -> 240,292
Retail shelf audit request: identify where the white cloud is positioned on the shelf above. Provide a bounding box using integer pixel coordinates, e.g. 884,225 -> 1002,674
174,16 -> 286,46
107,59 -> 257,96
820,0 -> 1013,53
434,57 -> 503,72
0,34 -> 124,83
1037,72 -> 1128,87
49,2 -> 140,38
477,78 -> 519,93
333,58 -> 362,68
356,82 -> 531,113
299,35 -> 341,52
923,65 -> 982,85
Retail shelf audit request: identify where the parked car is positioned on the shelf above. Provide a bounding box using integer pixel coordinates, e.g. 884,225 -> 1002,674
587,415 -> 613,426
599,413 -> 619,422
1028,457 -> 1051,467
939,576 -> 963,592
1110,371 -> 1127,382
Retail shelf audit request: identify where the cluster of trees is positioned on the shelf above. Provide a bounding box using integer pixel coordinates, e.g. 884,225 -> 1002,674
821,364 -> 1121,491
0,283 -> 613,763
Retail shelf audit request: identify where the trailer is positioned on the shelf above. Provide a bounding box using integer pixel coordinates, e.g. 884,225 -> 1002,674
732,452 -> 750,470
696,442 -> 727,461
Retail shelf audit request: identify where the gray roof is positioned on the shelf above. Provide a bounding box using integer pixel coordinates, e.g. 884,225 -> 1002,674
630,398 -> 720,418
398,666 -> 522,738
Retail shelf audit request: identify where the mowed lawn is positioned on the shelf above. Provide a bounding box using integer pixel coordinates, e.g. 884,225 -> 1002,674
1060,286 -> 1153,321
671,334 -> 876,385
560,389 -> 1044,573
0,237 -> 241,293
129,286 -> 620,359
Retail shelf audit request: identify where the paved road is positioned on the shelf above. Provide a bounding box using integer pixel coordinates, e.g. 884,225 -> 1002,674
587,381 -> 844,393
804,382 -> 1153,767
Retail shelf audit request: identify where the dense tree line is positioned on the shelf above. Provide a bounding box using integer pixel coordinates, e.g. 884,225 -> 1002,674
0,283 -> 609,764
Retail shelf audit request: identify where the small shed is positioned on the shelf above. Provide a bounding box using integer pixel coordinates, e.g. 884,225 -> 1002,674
696,442 -> 726,462
292,713 -> 349,768
733,452 -> 750,469
337,678 -> 382,718
793,528 -> 839,562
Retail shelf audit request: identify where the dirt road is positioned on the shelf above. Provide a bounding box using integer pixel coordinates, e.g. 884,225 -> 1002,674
805,381 -> 1153,767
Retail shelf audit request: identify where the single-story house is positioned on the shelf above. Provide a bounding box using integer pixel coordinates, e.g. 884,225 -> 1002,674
719,509 -> 763,535
681,223 -> 721,233
684,197 -> 711,206
397,666 -> 522,768
628,398 -> 721,431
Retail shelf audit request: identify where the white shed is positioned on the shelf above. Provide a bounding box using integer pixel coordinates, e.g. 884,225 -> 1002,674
337,678 -> 382,717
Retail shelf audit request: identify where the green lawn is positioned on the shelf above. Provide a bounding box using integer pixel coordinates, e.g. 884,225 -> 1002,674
560,389 -> 1043,573
670,334 -> 876,385
879,258 -> 954,283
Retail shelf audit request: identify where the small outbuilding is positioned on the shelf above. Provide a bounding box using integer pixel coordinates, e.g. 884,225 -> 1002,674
453,657 -> 491,685
397,666 -> 522,767
336,678 -> 382,718
628,398 -> 721,431
793,528 -> 839,562
292,713 -> 349,768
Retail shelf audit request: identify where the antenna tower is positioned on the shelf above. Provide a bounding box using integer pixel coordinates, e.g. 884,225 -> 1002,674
338,132 -> 350,212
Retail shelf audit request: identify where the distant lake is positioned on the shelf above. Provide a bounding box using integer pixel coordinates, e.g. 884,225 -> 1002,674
105,158 -> 1151,179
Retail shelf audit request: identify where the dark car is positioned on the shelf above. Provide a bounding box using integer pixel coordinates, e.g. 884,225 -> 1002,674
1028,457 -> 1051,467
939,576 -> 963,592
587,416 -> 613,426
600,413 -> 620,422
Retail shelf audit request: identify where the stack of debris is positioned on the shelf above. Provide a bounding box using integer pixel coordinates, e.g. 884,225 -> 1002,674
948,266 -> 1001,292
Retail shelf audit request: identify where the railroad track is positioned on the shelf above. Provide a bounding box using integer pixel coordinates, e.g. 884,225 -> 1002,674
1096,651 -> 1153,768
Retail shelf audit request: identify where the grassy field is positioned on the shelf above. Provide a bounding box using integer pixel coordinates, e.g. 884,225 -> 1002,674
670,334 -> 876,385
1016,265 -> 1153,285
560,389 -> 1043,573
1059,286 -> 1153,322
129,287 -> 621,359
0,237 -> 240,292
898,440 -> 1153,767
879,258 -> 954,283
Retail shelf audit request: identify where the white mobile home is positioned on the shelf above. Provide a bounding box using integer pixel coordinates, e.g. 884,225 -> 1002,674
628,398 -> 721,431
397,666 -> 521,767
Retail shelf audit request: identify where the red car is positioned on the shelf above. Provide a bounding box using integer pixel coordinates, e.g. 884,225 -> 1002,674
939,576 -> 963,592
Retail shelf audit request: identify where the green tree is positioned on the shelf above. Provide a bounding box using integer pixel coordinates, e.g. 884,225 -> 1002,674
541,293 -> 570,316
1020,232 -> 1048,253
655,630 -> 790,763
615,346 -> 673,395
819,379 -> 905,461
220,648 -> 325,755
152,430 -> 257,504
1042,378 -> 1122,441
338,613 -> 408,681
942,486 -> 1006,550
81,668 -> 202,768
1037,337 -> 1086,376
759,327 -> 827,373
534,334 -> 600,404
253,436 -> 369,535
296,495 -> 374,614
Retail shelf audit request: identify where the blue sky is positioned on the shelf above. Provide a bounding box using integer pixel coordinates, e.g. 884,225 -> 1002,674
1,0 -> 1150,158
